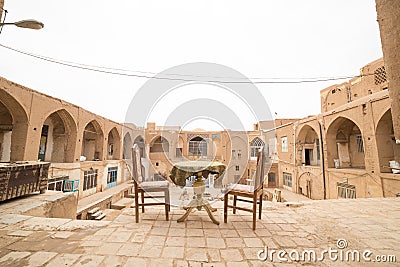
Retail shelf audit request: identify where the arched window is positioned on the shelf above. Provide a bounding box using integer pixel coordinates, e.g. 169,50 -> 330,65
189,136 -> 207,156
250,137 -> 264,159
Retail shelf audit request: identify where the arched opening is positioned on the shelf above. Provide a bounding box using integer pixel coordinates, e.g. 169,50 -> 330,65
82,120 -> 103,161
107,127 -> 121,160
189,136 -> 207,156
150,136 -> 169,154
297,125 -> 320,166
134,135 -> 146,158
123,132 -> 133,159
0,91 -> 29,161
38,109 -> 77,163
250,137 -> 264,160
326,117 -> 365,169
176,136 -> 184,158
376,109 -> 400,173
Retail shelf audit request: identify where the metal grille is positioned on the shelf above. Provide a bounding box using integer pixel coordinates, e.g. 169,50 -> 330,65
374,66 -> 387,85
356,135 -> 364,153
83,169 -> 98,191
283,172 -> 292,187
337,182 -> 356,199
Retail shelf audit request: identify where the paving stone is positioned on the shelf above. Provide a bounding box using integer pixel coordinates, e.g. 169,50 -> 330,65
98,255 -> 126,267
166,236 -> 186,247
28,251 -> 57,266
244,237 -> 264,248
116,243 -> 141,257
45,253 -> 81,267
186,248 -> 208,262
225,237 -> 246,247
0,214 -> 32,225
139,245 -> 162,258
206,237 -> 226,248
226,262 -> 250,267
148,258 -> 174,267
73,255 -> 105,267
52,231 -> 74,239
57,220 -> 110,231
161,246 -> 185,259
106,230 -> 132,242
144,235 -> 166,246
7,230 -> 33,237
94,242 -> 123,255
124,257 -> 147,266
186,228 -> 204,237
207,248 -> 221,262
186,237 -> 206,248
0,251 -> 30,265
220,249 -> 244,261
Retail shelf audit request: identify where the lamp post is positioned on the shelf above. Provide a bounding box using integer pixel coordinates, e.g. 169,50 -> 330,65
0,19 -> 44,30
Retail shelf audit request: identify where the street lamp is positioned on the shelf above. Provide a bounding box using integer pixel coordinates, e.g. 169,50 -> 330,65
0,19 -> 44,30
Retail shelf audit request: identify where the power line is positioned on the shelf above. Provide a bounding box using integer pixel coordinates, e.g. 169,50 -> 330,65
0,43 -> 373,84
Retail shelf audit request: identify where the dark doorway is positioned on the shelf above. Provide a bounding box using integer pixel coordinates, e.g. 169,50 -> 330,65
305,149 -> 312,165
268,173 -> 276,187
38,125 -> 49,161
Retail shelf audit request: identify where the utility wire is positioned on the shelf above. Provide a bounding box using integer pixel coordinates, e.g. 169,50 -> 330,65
0,43 -> 374,84
0,9 -> 8,36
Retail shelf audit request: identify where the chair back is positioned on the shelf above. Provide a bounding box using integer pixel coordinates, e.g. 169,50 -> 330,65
132,144 -> 143,183
253,146 -> 265,191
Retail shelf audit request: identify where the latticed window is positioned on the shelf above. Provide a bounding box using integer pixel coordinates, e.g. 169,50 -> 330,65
189,136 -> 207,156
374,66 -> 387,85
337,182 -> 356,199
107,167 -> 118,186
316,138 -> 320,161
83,169 -> 98,191
356,135 -> 364,153
283,172 -> 292,187
250,137 -> 264,158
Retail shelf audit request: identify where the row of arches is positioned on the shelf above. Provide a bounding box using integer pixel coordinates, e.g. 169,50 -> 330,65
0,93 -> 122,163
296,108 -> 398,173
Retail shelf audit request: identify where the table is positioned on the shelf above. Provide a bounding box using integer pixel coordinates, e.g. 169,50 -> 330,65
170,161 -> 226,225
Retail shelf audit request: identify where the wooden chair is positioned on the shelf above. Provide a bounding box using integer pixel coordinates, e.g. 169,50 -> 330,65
224,147 -> 265,230
131,144 -> 170,223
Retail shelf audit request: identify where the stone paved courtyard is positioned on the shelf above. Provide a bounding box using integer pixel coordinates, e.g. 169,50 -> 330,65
0,197 -> 399,266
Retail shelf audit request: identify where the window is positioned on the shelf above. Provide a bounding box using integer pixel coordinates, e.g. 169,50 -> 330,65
83,169 -> 98,191
356,135 -> 364,153
269,138 -> 277,157
281,137 -> 288,152
250,137 -> 264,159
374,66 -> 387,85
176,148 -> 182,157
107,167 -> 118,188
235,165 -> 240,171
237,150 -> 242,159
283,172 -> 292,187
189,137 -> 207,156
316,138 -> 320,161
108,143 -> 114,156
337,182 -> 356,199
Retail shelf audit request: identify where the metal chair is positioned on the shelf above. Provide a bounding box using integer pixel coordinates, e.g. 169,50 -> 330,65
131,144 -> 170,223
224,147 -> 265,230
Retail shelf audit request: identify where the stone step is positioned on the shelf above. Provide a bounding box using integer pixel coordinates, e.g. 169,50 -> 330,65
95,213 -> 106,220
91,210 -> 103,218
87,207 -> 100,214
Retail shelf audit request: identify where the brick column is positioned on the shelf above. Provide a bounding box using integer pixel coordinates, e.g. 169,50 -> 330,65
376,0 -> 400,142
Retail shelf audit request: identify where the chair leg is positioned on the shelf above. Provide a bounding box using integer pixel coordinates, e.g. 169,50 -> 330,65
224,193 -> 228,223
252,195 -> 257,230
141,191 -> 145,213
134,190 -> 139,223
233,195 -> 237,214
259,194 -> 263,220
165,189 -> 170,221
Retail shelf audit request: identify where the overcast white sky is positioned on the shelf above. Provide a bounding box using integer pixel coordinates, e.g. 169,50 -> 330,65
0,0 -> 382,130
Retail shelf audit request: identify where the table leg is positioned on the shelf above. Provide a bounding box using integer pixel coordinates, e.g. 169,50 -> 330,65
177,206 -> 194,223
204,204 -> 220,225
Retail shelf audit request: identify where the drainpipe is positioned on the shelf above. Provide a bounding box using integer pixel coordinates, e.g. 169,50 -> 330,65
293,123 -> 297,193
318,121 -> 327,199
